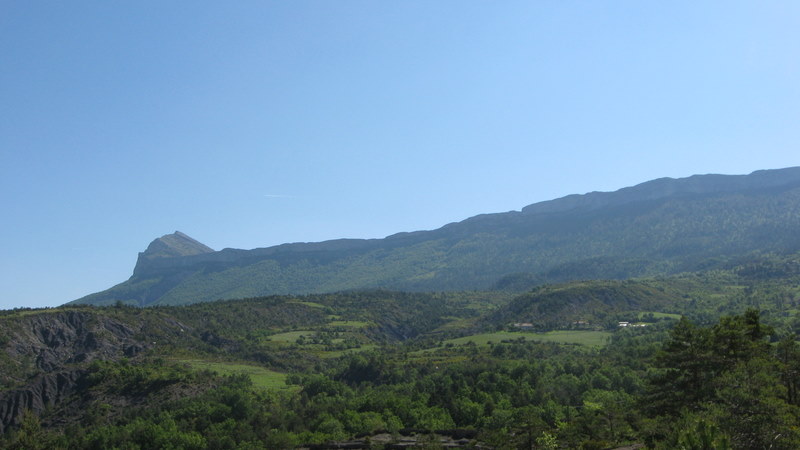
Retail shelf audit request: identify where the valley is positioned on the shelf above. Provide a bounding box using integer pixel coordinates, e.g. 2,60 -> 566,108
4,169 -> 800,448
7,1 -> 798,447
3,250 -> 800,448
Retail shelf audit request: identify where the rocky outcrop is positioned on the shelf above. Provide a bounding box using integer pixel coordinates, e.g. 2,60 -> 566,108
0,309 -> 170,433
132,231 -> 214,277
6,311 -> 147,373
0,370 -> 85,434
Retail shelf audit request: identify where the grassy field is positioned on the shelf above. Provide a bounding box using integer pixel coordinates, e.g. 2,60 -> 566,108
288,301 -> 326,308
327,320 -> 370,328
267,330 -> 311,342
442,330 -> 612,348
177,359 -> 289,390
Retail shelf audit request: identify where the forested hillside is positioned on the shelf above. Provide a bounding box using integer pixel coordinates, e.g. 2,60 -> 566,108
74,167 -> 800,306
5,252 -> 800,448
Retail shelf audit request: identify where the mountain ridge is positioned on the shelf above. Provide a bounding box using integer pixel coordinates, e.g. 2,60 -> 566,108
523,166 -> 800,214
73,167 -> 800,306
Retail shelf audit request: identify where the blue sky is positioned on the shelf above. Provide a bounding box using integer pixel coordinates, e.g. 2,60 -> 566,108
1,1 -> 799,309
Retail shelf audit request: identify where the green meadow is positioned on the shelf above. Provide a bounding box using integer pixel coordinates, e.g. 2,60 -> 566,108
287,301 -> 326,308
177,359 -> 289,390
443,330 -> 612,348
327,320 -> 370,328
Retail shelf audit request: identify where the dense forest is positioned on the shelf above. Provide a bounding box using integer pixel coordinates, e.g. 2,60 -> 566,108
3,251 -> 800,448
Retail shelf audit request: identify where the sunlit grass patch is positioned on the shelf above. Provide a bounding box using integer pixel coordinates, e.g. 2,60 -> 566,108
288,301 -> 326,308
177,359 -> 290,390
327,320 -> 370,328
530,330 -> 612,347
442,330 -> 612,348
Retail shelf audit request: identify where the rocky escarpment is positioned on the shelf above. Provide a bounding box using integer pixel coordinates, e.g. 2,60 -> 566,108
0,370 -> 86,434
132,230 -> 214,277
0,309 -> 183,433
5,311 -> 147,375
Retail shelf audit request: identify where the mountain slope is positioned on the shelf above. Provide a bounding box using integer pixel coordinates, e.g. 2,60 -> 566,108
72,167 -> 800,306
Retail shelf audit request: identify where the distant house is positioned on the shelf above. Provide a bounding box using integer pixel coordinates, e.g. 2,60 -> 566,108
513,322 -> 534,330
573,320 -> 590,328
618,322 -> 630,327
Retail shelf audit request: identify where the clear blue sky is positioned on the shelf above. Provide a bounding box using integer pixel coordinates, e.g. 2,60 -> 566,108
1,1 -> 799,309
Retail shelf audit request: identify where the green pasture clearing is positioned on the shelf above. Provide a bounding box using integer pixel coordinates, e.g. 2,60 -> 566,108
443,330 -> 612,348
327,320 -> 370,328
177,359 -> 289,390
268,330 -> 312,342
288,301 -> 326,309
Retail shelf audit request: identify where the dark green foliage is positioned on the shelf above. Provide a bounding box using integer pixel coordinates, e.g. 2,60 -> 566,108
6,263 -> 800,448
645,310 -> 800,449
82,413 -> 206,450
646,317 -> 716,414
777,335 -> 800,406
5,410 -> 49,450
675,417 -> 731,450
485,279 -> 688,331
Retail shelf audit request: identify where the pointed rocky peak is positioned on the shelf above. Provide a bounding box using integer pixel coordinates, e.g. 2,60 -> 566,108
140,231 -> 214,260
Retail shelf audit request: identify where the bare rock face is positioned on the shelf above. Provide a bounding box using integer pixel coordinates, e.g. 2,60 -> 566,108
0,310 -> 165,433
133,231 -> 214,277
7,311 -> 143,373
0,370 -> 85,434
